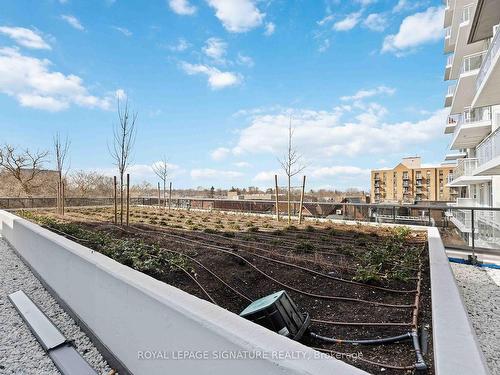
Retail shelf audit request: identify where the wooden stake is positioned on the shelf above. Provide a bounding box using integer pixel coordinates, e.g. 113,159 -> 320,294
168,182 -> 172,210
274,174 -> 280,221
56,181 -> 60,215
126,173 -> 130,226
113,176 -> 117,224
61,182 -> 65,216
157,182 -> 161,208
298,175 -> 306,224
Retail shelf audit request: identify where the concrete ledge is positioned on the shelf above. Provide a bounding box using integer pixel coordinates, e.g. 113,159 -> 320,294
428,227 -> 490,375
0,210 -> 368,375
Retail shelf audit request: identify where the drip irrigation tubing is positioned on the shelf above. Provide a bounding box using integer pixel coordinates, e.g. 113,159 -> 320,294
312,347 -> 415,371
131,224 -> 417,295
310,319 -> 412,327
40,222 -> 419,329
310,331 -> 412,345
116,224 -> 414,308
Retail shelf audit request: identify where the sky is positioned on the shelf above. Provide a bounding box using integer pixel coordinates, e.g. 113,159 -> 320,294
0,0 -> 450,191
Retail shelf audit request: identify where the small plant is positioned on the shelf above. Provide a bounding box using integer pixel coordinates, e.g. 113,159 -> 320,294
305,225 -> 315,232
203,228 -> 218,234
353,265 -> 382,283
286,225 -> 298,231
294,240 -> 315,253
223,231 -> 235,238
247,226 -> 259,233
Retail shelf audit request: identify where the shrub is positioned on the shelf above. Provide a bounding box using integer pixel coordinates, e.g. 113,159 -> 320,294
294,240 -> 315,253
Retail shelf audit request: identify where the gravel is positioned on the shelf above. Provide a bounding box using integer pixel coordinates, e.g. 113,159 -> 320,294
0,238 -> 112,375
451,262 -> 500,375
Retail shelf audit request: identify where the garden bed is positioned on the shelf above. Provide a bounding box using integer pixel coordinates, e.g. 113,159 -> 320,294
18,206 -> 433,375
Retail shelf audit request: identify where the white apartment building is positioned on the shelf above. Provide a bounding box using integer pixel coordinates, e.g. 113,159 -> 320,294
444,0 -> 500,248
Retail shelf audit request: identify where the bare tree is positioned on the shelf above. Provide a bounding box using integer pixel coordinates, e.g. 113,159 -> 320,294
69,170 -> 114,198
278,117 -> 306,224
152,155 -> 169,208
0,145 -> 49,197
53,133 -> 71,177
109,99 -> 137,225
53,133 -> 71,214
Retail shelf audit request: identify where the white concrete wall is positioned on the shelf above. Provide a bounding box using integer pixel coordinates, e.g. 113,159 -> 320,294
0,210 -> 367,375
428,227 -> 490,375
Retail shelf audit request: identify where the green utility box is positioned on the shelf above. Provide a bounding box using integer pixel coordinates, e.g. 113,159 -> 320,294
240,290 -> 310,340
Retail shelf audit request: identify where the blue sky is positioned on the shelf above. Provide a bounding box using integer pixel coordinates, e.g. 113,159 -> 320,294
0,0 -> 449,190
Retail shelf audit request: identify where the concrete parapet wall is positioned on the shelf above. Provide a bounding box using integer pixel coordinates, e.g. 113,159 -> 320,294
0,210 -> 367,375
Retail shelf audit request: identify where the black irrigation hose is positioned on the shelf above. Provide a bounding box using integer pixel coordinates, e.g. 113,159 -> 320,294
311,319 -> 412,327
133,224 -> 418,295
310,331 -> 412,345
123,225 -> 414,308
312,347 -> 415,371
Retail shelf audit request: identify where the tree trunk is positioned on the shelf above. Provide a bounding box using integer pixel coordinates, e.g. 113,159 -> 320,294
120,173 -> 124,225
287,175 -> 291,224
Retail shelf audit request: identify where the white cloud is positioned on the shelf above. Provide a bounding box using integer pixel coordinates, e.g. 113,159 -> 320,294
264,22 -> 275,36
236,53 -> 254,67
112,26 -> 132,37
202,37 -> 227,62
211,147 -> 231,160
231,106 -> 447,159
253,170 -> 280,182
115,88 -> 126,100
206,0 -> 265,33
382,7 -> 444,54
340,86 -> 395,101
168,38 -> 190,52
234,161 -> 251,168
60,15 -> 85,31
310,166 -> 370,179
191,168 -> 243,179
393,0 -> 423,13
318,39 -> 330,53
317,15 -> 334,26
355,0 -> 377,5
0,47 -> 115,111
0,26 -> 51,50
96,162 -> 181,181
363,13 -> 387,32
168,0 -> 197,15
333,12 -> 362,31
180,62 -> 242,89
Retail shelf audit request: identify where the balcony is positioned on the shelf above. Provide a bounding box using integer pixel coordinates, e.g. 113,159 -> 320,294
445,113 -> 461,134
444,151 -> 466,160
445,54 -> 453,80
472,25 -> 500,108
474,127 -> 500,176
444,0 -> 454,28
450,51 -> 487,114
445,84 -> 455,107
450,106 -> 492,149
448,158 -> 492,186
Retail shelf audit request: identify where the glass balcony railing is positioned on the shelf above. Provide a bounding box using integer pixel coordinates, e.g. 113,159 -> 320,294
454,158 -> 478,179
461,4 -> 472,24
476,25 -> 500,92
446,54 -> 454,67
461,52 -> 487,74
445,27 -> 452,39
477,127 -> 500,167
447,84 -> 456,96
451,106 -> 491,138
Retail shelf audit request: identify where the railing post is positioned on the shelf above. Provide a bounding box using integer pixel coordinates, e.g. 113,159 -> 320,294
471,208 -> 476,264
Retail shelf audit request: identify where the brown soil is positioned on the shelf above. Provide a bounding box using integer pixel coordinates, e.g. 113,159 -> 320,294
23,206 -> 434,375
